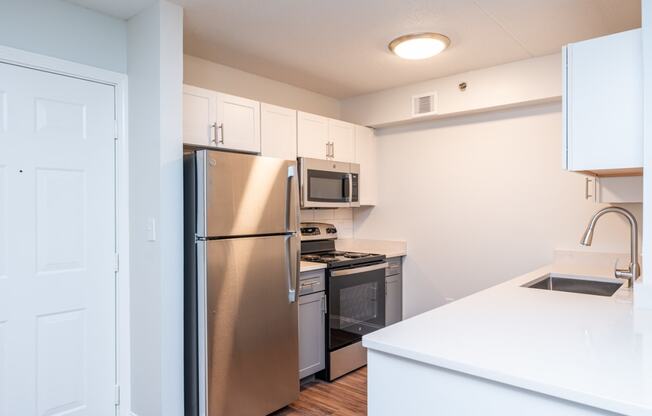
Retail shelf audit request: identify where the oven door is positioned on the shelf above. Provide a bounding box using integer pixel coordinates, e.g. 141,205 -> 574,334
300,158 -> 352,208
328,262 -> 387,351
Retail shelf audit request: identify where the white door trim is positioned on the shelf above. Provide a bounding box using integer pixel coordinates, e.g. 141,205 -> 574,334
0,44 -> 131,415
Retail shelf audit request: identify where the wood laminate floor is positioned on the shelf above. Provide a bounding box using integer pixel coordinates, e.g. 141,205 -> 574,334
272,367 -> 367,416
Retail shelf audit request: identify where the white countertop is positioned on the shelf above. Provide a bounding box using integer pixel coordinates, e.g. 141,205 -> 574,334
363,255 -> 652,416
299,261 -> 326,273
335,238 -> 407,259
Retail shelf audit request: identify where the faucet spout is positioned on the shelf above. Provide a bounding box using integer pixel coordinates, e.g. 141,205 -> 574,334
579,207 -> 639,288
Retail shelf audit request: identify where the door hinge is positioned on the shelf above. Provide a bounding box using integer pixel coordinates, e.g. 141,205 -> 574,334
114,384 -> 121,406
114,253 -> 119,273
114,119 -> 119,141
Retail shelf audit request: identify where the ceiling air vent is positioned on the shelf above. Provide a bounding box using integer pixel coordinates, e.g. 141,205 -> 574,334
411,92 -> 437,117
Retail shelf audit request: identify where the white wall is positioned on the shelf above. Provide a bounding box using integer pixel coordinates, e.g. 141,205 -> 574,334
301,208 -> 354,238
184,54 -> 341,118
0,0 -> 127,73
341,54 -> 561,128
127,1 -> 184,415
353,103 -> 642,317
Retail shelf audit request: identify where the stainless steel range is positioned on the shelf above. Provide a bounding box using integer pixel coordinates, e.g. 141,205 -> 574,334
300,222 -> 387,381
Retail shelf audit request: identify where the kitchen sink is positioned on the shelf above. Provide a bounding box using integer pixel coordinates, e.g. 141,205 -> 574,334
523,274 -> 623,297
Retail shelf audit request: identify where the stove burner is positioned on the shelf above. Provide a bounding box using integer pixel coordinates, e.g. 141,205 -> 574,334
301,249 -> 384,267
343,252 -> 369,259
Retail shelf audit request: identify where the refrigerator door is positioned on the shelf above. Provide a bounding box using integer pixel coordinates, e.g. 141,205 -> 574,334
198,234 -> 300,416
196,150 -> 299,238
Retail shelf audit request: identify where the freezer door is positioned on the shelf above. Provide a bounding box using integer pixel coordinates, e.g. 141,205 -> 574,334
198,235 -> 300,416
197,150 -> 299,237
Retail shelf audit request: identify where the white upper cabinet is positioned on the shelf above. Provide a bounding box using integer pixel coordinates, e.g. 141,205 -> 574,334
183,85 -> 217,147
183,85 -> 261,153
216,92 -> 261,153
355,126 -> 378,206
563,29 -> 642,174
329,119 -> 355,163
297,111 -> 331,160
297,111 -> 355,162
261,103 -> 297,160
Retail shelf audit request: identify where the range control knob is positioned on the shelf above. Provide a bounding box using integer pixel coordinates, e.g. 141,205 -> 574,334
326,227 -> 337,234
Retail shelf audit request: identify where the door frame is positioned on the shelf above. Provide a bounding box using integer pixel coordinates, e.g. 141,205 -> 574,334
0,45 -> 131,415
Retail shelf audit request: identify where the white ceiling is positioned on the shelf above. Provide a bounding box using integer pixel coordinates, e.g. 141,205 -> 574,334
66,0 -> 155,20
67,0 -> 640,99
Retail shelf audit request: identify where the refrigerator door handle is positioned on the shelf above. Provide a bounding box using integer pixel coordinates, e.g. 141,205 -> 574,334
286,164 -> 299,232
286,235 -> 299,303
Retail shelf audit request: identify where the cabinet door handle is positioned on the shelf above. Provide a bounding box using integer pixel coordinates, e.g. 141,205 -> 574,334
326,142 -> 331,158
331,141 -> 335,158
211,123 -> 218,145
585,177 -> 594,200
217,123 -> 225,144
321,294 -> 327,314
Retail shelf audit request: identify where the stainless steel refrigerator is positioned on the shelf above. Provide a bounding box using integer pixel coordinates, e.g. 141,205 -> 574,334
184,149 -> 300,416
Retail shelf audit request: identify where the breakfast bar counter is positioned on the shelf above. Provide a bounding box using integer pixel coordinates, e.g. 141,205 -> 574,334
362,252 -> 652,416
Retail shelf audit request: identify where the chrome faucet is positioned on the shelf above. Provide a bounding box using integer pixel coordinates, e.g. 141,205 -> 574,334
580,206 -> 640,288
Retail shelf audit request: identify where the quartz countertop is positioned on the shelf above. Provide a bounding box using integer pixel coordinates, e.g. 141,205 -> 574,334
299,261 -> 326,273
362,253 -> 652,416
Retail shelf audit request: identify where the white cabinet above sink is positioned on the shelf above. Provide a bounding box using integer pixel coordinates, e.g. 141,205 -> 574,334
563,29 -> 642,176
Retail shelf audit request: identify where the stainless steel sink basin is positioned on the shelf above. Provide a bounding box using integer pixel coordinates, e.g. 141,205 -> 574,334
523,274 -> 623,297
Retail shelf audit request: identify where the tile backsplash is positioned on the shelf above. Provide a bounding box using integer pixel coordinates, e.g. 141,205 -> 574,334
300,208 -> 354,238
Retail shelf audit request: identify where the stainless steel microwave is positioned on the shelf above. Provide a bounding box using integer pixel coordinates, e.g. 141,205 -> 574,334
298,157 -> 359,208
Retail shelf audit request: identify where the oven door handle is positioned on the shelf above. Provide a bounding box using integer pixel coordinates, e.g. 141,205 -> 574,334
330,262 -> 388,277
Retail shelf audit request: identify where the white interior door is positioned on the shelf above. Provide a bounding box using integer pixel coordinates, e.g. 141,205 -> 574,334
0,62 -> 116,415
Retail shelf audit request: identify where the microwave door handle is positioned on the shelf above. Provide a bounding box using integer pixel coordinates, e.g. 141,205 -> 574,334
348,173 -> 353,203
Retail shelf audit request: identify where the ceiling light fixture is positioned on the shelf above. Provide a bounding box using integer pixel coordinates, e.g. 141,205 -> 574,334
388,33 -> 450,60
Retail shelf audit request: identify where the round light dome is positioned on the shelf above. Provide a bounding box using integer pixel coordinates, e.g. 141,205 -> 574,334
389,33 -> 450,60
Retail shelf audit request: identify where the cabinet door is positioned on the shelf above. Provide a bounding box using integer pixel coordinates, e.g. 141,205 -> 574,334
183,84 -> 217,147
329,119 -> 355,163
216,92 -> 261,153
565,29 -> 642,172
261,103 -> 297,160
298,291 -> 326,379
297,111 -> 330,159
355,125 -> 378,206
385,274 -> 402,326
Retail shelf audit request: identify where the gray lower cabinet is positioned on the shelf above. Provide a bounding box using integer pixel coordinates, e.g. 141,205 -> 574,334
385,257 -> 403,326
298,290 -> 326,379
